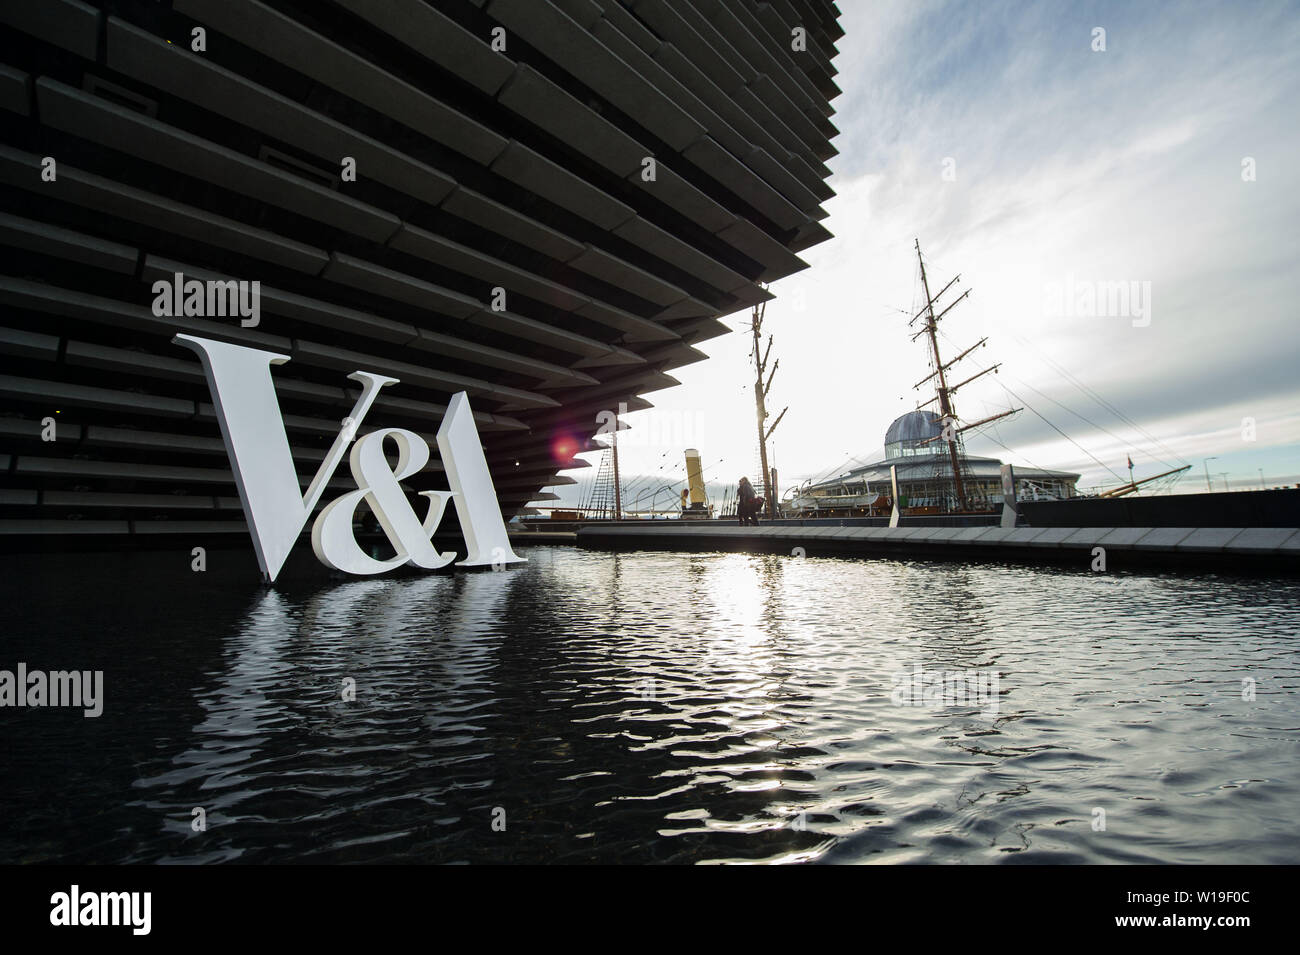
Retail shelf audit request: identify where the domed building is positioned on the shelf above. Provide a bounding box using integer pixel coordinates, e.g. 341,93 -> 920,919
788,410 -> 1079,517
884,410 -> 946,459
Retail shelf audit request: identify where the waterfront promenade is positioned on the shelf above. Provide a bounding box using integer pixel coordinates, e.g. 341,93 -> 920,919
561,522 -> 1300,572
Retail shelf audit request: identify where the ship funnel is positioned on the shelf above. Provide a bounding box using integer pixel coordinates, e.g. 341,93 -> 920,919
684,449 -> 706,505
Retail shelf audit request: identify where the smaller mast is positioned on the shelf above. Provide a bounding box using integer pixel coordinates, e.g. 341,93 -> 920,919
1097,464 -> 1191,498
611,405 -> 622,520
750,295 -> 785,519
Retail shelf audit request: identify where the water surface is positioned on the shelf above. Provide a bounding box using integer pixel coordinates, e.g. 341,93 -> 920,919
2,547 -> 1297,864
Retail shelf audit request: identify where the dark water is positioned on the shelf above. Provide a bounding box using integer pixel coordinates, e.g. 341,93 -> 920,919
2,547 -> 1298,864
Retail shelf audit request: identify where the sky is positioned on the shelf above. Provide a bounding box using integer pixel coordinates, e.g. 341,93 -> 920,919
561,0 -> 1300,513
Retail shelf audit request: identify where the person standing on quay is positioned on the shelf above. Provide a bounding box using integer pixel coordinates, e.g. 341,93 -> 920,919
738,476 -> 758,525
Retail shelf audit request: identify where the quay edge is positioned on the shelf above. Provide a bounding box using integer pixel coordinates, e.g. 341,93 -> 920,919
570,522 -> 1300,574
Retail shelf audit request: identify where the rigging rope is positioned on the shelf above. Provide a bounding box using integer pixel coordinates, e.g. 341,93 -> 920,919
996,380 -> 1127,485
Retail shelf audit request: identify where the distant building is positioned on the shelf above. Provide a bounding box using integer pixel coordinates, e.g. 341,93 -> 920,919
790,411 -> 1079,516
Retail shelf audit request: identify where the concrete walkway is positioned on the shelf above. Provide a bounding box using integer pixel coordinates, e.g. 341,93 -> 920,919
574,523 -> 1300,572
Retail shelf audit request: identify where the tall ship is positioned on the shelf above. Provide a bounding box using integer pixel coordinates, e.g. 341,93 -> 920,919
784,240 -> 1297,527
788,239 -> 1074,518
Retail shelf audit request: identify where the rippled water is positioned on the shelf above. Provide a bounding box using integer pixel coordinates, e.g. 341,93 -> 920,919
3,547 -> 1298,864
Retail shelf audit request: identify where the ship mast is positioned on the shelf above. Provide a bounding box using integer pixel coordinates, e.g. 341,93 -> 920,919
750,297 -> 785,519
914,239 -> 969,511
610,406 -> 622,520
1097,464 -> 1191,498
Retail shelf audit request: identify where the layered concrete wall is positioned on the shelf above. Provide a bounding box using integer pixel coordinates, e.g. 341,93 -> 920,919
0,0 -> 841,542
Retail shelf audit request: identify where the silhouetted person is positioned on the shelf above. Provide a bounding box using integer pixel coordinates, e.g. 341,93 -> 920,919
738,476 -> 761,525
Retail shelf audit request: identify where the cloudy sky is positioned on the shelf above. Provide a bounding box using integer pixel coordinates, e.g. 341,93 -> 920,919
567,0 -> 1300,512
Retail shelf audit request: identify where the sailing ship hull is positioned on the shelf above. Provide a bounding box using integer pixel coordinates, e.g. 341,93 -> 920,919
1019,488 -> 1300,528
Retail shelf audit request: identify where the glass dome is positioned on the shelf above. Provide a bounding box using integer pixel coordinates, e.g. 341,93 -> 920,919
884,410 -> 943,459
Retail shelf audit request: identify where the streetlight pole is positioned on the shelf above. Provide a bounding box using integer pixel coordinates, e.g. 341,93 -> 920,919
1202,456 -> 1217,492
1259,468 -> 1266,490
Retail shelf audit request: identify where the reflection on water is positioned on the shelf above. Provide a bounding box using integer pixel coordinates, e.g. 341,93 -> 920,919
2,548 -> 1299,864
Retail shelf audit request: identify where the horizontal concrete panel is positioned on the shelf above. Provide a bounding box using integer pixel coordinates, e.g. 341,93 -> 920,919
742,145 -> 824,214
651,41 -> 814,195
491,140 -> 636,232
1095,527 -> 1157,548
175,0 -> 508,165
65,341 -> 200,385
411,327 -> 598,388
682,135 -> 808,231
733,85 -> 806,160
65,341 -> 344,418
41,492 -> 232,510
709,2 -> 818,112
655,297 -> 713,321
715,218 -> 809,281
497,64 -> 645,179
370,393 -> 526,434
440,186 -> 584,263
627,162 -> 736,234
488,0 -> 705,151
0,146 -> 329,274
0,64 -> 31,116
599,2 -> 662,56
568,244 -> 690,307
1275,531 -> 1300,553
143,254 -> 418,346
36,78 -> 402,244
465,308 -> 643,365
549,0 -> 603,30
0,520 -> 131,536
574,298 -> 679,343
0,0 -> 99,61
330,0 -> 515,95
389,224 -> 589,312
1175,527 -> 1249,553
1131,528 -> 1196,550
322,252 -> 482,320
790,220 -> 833,254
107,19 -> 458,209
131,521 -> 250,535
630,0 -> 747,96
291,339 -> 559,410
1024,527 -> 1083,548
0,326 -> 60,361
0,275 -> 296,354
0,419 -> 81,445
0,211 -> 137,274
589,17 -> 804,214
666,316 -> 729,345
1226,527 -> 1300,554
612,216 -> 750,293
0,375 -> 195,418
